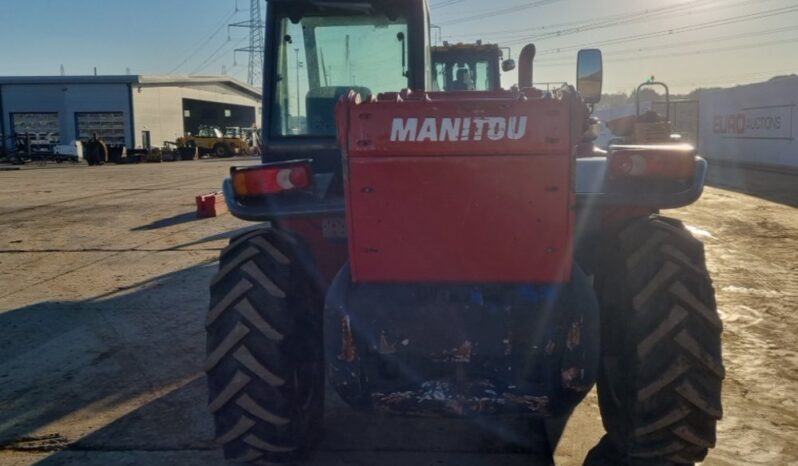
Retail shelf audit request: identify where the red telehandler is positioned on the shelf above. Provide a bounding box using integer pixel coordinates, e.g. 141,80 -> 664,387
204,1 -> 723,465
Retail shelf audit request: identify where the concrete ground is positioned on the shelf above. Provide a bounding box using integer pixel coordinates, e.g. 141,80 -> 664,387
0,159 -> 795,466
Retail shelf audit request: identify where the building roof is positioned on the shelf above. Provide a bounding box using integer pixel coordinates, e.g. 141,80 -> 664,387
0,75 -> 262,99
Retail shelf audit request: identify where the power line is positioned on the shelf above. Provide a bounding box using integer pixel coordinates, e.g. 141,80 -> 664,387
191,36 -> 249,75
439,0 -> 563,26
535,24 -> 798,64
521,3 -> 798,50
528,5 -> 798,56
446,7 -> 653,39
431,0 -> 465,9
444,0 -> 782,52
600,36 -> 798,63
226,62 -> 249,83
444,0 -> 720,41
535,35 -> 798,68
217,39 -> 254,74
168,8 -> 239,74
190,40 -> 231,75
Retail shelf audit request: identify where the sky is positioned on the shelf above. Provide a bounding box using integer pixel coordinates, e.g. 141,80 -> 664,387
1,0 -> 797,94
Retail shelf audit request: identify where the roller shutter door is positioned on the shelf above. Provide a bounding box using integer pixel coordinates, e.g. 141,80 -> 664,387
75,112 -> 126,147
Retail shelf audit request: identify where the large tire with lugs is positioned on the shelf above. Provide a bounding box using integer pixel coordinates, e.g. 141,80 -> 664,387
590,215 -> 724,466
213,143 -> 234,158
206,228 -> 324,464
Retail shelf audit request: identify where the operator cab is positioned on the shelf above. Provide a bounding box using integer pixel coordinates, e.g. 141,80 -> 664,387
431,42 -> 511,92
198,126 -> 224,138
262,0 -> 431,174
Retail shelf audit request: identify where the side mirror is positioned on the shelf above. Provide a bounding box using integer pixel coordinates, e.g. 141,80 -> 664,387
576,49 -> 602,104
501,59 -> 516,73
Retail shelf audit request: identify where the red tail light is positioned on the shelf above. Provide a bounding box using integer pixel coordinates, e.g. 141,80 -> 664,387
609,144 -> 696,179
231,161 -> 313,197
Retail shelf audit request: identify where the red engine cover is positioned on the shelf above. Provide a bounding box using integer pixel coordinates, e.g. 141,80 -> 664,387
337,90 -> 576,283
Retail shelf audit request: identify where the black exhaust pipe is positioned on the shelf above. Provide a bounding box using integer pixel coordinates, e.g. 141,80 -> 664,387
518,44 -> 536,88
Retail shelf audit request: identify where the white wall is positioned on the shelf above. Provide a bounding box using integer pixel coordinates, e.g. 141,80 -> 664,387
1,83 -> 132,147
698,77 -> 798,171
132,84 -> 259,148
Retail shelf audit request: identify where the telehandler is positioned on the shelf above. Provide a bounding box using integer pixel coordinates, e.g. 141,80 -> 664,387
205,1 -> 723,465
176,125 -> 249,158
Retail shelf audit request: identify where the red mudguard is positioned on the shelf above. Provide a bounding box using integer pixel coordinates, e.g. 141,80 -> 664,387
337,90 -> 575,283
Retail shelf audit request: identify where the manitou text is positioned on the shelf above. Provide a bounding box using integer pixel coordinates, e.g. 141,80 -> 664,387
390,116 -> 529,142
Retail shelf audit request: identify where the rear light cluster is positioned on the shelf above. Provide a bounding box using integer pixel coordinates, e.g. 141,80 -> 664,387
231,161 -> 313,197
609,144 -> 696,179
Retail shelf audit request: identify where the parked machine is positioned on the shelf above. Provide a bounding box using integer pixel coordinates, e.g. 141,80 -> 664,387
606,81 -> 677,145
83,135 -> 109,166
4,132 -> 63,165
204,1 -> 723,465
431,41 -> 514,91
176,125 -> 249,158
633,81 -> 675,143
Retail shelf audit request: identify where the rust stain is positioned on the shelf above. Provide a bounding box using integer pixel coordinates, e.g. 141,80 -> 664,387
379,331 -> 397,355
545,339 -> 556,354
454,340 -> 473,363
369,379 -> 561,416
562,367 -> 590,392
339,315 -> 356,362
434,340 -> 476,363
566,318 -> 582,350
372,391 -> 415,405
503,393 -> 550,412
562,367 -> 579,384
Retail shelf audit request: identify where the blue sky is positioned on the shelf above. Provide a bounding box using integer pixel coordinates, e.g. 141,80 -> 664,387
1,0 -> 797,94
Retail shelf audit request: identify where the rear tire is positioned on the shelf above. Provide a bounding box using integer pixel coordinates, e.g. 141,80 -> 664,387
214,143 -> 234,158
179,146 -> 198,160
206,228 -> 324,464
84,140 -> 108,166
591,215 -> 724,466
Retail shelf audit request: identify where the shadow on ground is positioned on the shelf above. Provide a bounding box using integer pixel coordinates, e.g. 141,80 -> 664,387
706,163 -> 798,208
0,263 -> 216,452
131,212 -> 200,231
0,233 -> 559,466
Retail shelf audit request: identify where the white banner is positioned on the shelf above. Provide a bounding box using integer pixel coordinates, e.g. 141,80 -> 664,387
699,77 -> 798,170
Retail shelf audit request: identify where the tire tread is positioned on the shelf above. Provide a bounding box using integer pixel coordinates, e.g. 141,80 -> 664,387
595,214 -> 724,465
205,228 -> 323,463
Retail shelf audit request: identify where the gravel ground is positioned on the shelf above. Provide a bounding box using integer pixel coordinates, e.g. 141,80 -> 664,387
0,159 -> 795,465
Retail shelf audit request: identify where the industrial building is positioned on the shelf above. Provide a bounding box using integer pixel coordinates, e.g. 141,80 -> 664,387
0,75 -> 262,153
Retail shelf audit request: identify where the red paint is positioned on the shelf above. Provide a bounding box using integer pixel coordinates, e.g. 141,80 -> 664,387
338,90 -> 566,158
277,218 -> 349,286
338,89 -> 575,283
195,192 -> 227,218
